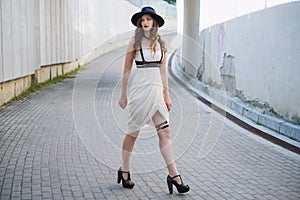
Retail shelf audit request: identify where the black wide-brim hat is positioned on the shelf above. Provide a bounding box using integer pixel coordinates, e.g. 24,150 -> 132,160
131,6 -> 165,27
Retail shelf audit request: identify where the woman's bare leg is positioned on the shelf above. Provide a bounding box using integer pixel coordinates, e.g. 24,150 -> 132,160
122,131 -> 139,179
152,112 -> 182,184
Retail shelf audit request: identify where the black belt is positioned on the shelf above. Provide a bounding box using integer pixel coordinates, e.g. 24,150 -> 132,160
136,63 -> 160,68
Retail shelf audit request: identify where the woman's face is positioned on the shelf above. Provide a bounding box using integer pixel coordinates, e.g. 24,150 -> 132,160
141,14 -> 154,32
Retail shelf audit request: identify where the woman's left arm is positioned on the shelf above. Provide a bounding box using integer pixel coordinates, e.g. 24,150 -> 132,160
160,49 -> 172,112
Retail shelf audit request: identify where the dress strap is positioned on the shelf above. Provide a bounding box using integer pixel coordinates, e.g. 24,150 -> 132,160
139,42 -> 146,64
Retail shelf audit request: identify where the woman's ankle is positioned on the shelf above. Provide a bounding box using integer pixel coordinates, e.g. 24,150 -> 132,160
168,174 -> 182,184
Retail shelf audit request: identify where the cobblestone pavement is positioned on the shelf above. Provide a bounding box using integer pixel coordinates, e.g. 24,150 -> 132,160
0,43 -> 300,200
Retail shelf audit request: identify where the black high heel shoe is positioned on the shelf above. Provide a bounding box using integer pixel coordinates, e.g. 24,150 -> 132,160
117,167 -> 135,189
167,175 -> 190,194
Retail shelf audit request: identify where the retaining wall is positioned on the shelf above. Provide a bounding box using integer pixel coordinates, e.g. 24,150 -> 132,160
193,2 -> 300,122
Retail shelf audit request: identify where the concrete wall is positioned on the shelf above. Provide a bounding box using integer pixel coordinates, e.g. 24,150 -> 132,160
196,2 -> 300,121
0,0 -> 138,105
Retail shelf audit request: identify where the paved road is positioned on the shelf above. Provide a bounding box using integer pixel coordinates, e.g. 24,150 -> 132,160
0,43 -> 300,199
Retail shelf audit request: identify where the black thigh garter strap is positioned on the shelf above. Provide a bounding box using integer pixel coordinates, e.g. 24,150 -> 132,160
155,121 -> 169,132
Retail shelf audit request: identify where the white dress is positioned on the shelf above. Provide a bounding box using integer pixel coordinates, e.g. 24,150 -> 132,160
127,39 -> 169,133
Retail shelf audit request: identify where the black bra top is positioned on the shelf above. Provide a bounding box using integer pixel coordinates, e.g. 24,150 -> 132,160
135,39 -> 164,66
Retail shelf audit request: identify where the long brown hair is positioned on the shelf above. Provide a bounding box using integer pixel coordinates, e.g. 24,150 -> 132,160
132,16 -> 167,57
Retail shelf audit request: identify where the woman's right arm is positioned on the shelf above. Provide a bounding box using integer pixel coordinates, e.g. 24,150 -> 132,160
119,38 -> 135,109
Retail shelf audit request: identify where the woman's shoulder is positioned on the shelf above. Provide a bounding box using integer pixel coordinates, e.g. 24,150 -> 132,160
158,36 -> 167,42
130,36 -> 136,42
126,36 -> 136,52
128,36 -> 135,45
158,36 -> 166,42
158,36 -> 167,48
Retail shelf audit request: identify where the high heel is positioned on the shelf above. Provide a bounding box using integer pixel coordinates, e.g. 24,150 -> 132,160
117,167 -> 135,189
167,175 -> 190,194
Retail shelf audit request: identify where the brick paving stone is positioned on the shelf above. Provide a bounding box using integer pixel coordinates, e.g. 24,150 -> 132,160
0,40 -> 300,200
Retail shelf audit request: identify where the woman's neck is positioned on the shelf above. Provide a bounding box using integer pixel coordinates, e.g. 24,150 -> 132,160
143,31 -> 151,39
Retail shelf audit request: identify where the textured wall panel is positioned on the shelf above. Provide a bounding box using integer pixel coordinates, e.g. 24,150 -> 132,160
27,0 -> 40,74
40,1 -> 46,65
2,0 -> 13,80
50,0 -> 56,63
55,0 -> 61,63
0,0 -> 3,82
45,0 -> 51,65
62,0 -> 68,63
11,0 -> 21,77
20,0 -> 29,76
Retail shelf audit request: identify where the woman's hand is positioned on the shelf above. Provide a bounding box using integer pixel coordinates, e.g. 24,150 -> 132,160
164,95 -> 172,112
119,95 -> 128,109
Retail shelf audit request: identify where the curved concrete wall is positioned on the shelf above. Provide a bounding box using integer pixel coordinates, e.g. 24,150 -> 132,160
0,0 -> 137,83
197,2 -> 300,121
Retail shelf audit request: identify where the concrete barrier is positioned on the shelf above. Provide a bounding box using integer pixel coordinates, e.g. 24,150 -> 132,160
0,75 -> 33,105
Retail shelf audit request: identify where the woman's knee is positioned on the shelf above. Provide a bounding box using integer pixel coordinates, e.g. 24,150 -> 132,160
158,128 -> 171,140
123,133 -> 139,151
123,132 -> 138,147
126,130 -> 139,139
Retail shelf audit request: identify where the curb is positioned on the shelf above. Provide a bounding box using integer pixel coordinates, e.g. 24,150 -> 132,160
168,51 -> 300,154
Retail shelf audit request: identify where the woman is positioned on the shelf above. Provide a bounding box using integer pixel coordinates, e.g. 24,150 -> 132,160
117,7 -> 190,194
